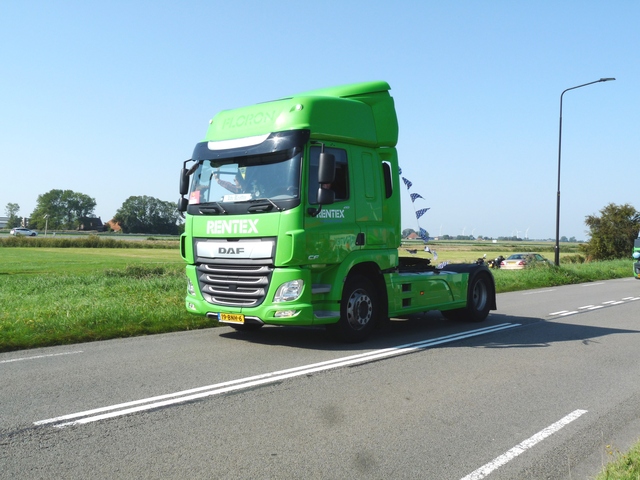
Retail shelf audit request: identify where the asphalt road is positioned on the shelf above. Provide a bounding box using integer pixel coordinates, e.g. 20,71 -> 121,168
1,278 -> 639,479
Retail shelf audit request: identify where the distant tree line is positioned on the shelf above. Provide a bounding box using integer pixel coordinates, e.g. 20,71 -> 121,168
399,203 -> 639,262
113,195 -> 181,235
6,194 -> 639,256
5,189 -> 182,235
28,189 -> 96,230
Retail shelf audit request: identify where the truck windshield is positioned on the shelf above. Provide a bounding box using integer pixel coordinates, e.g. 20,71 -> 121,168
188,151 -> 301,209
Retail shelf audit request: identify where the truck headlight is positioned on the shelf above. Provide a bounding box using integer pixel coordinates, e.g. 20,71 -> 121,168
274,280 -> 303,303
187,278 -> 196,296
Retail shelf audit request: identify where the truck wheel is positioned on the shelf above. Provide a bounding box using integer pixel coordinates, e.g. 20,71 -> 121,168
443,272 -> 492,322
328,274 -> 379,342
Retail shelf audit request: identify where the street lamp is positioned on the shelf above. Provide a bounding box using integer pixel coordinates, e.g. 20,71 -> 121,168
554,77 -> 615,266
44,214 -> 49,237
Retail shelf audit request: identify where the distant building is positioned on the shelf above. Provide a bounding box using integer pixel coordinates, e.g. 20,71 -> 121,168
105,219 -> 122,233
0,216 -> 8,228
78,216 -> 107,232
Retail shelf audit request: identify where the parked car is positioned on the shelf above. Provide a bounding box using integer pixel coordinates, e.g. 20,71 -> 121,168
500,252 -> 550,270
10,227 -> 38,236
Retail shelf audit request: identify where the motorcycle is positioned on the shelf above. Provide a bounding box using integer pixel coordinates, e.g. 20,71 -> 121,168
487,255 -> 505,269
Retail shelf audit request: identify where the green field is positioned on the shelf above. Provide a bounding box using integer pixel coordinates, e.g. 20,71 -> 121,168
0,246 -> 182,275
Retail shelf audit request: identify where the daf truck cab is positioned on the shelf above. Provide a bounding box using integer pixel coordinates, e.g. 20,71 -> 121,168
178,81 -> 496,342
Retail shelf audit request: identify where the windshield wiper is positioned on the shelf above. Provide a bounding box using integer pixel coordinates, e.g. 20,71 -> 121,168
246,198 -> 282,212
198,202 -> 227,214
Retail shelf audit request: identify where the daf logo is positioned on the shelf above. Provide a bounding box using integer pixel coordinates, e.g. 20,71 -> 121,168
218,247 -> 245,255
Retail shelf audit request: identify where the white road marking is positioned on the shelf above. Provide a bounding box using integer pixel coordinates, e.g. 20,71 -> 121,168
550,297 -> 635,317
34,323 -> 520,427
522,289 -> 555,295
581,283 -> 604,287
0,351 -> 83,364
460,409 -> 588,480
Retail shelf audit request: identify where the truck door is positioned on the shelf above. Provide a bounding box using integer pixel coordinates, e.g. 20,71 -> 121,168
354,150 -> 387,247
304,146 -> 360,265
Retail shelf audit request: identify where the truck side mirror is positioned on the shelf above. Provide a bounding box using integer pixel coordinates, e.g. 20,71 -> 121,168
307,151 -> 336,217
317,152 -> 336,184
308,186 -> 335,217
179,168 -> 190,195
317,186 -> 335,205
177,196 -> 188,212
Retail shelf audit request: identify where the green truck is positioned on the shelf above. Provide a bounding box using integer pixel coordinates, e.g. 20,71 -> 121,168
177,81 -> 496,342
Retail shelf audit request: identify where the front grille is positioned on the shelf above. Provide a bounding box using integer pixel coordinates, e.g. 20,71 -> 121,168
197,262 -> 273,307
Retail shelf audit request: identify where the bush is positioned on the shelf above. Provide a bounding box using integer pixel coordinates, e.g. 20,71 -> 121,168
561,254 -> 586,264
0,235 -> 178,249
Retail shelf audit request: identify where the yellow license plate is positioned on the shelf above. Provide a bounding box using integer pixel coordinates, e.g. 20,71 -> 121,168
219,313 -> 244,324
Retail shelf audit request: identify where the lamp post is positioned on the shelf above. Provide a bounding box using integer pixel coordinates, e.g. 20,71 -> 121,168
554,77 -> 615,266
44,214 -> 49,237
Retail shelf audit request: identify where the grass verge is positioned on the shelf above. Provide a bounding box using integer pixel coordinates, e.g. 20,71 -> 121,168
0,247 -> 217,352
595,441 -> 640,479
0,264 -> 216,351
491,259 -> 632,292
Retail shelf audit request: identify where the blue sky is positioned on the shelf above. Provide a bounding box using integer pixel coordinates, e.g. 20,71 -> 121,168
1,1 -> 637,240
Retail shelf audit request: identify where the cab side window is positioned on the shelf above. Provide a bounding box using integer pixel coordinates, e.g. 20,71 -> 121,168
309,146 -> 349,204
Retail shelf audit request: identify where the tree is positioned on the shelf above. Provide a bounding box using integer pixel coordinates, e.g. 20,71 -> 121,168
402,228 -> 416,238
29,189 -> 97,230
4,202 -> 21,228
114,196 -> 181,234
581,203 -> 640,260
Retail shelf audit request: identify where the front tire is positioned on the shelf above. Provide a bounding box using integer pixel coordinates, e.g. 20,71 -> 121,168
328,274 -> 379,343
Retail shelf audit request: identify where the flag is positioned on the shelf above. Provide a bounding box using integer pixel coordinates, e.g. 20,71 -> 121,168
419,228 -> 429,241
433,250 -> 438,261
399,167 -> 402,175
415,207 -> 430,219
410,193 -> 424,203
436,261 -> 450,269
402,177 -> 412,190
